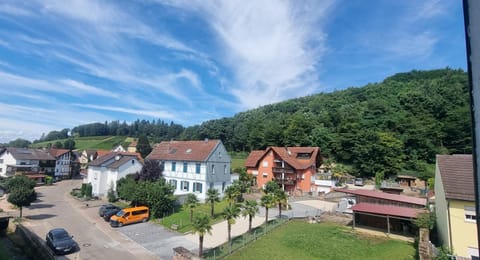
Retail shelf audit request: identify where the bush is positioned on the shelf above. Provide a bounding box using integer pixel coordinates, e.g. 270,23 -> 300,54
107,188 -> 117,203
81,183 -> 87,196
45,176 -> 53,185
85,183 -> 93,198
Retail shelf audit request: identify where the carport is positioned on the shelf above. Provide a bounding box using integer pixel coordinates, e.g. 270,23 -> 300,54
351,203 -> 425,235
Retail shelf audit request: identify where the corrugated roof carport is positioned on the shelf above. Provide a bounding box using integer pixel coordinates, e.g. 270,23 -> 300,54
351,203 -> 426,235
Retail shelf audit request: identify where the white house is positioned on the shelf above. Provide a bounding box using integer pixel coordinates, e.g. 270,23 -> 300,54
146,139 -> 232,202
0,147 -> 55,178
48,148 -> 72,179
86,152 -> 143,197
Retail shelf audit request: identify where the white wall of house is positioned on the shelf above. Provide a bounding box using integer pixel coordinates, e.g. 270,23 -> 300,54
435,163 -> 450,250
87,158 -> 142,197
54,152 -> 71,178
0,152 -> 16,177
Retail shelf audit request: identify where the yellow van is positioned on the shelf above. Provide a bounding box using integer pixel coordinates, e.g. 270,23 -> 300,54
109,206 -> 149,227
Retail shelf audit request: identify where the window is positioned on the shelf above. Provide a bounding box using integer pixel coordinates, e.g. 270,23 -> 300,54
0,159 -> 4,163
263,172 -> 268,178
212,165 -> 215,175
181,181 -> 189,191
263,161 -> 268,167
224,165 -> 227,175
196,163 -> 201,174
131,160 -> 135,165
193,182 -> 203,193
210,182 -> 214,189
0,168 -> 2,172
169,179 -> 177,189
171,162 -> 176,171
222,182 -> 226,192
465,206 -> 476,223
183,162 -> 188,173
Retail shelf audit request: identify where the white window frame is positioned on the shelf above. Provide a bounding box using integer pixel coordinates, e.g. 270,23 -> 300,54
465,206 -> 477,223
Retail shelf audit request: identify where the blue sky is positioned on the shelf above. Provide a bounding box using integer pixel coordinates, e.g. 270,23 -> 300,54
0,0 -> 467,143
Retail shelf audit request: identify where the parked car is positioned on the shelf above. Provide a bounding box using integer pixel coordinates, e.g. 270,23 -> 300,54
98,204 -> 120,217
45,228 -> 77,255
103,208 -> 121,222
110,206 -> 149,227
354,178 -> 364,186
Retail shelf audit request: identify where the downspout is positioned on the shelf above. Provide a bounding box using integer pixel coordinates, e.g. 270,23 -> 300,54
447,200 -> 453,250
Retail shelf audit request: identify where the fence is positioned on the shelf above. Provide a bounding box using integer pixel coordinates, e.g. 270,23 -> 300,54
203,217 -> 290,260
14,223 -> 55,260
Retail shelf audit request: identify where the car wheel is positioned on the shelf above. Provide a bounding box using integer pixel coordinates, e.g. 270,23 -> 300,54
142,218 -> 147,223
118,222 -> 123,227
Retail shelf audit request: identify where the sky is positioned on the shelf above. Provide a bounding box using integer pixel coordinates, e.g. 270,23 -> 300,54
0,0 -> 467,143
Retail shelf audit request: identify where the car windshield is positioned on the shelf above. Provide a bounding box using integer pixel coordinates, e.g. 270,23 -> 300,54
53,230 -> 70,240
115,210 -> 125,217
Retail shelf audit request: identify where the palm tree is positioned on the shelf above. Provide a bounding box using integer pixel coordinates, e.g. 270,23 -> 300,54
185,193 -> 199,222
242,200 -> 259,232
260,193 -> 275,225
222,204 -> 241,244
274,189 -> 288,218
206,188 -> 220,217
191,213 -> 212,258
224,184 -> 241,205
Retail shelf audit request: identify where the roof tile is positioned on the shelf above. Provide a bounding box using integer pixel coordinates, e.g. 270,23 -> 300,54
437,154 -> 474,201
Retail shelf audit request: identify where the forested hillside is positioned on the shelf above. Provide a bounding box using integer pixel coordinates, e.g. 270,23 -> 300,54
180,68 -> 471,177
19,68 -> 470,178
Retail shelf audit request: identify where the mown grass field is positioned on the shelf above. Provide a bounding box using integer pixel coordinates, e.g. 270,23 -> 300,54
31,136 -> 130,150
158,199 -> 230,233
227,221 -> 416,260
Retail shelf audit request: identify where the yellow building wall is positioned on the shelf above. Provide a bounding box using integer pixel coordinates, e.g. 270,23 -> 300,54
449,200 -> 478,258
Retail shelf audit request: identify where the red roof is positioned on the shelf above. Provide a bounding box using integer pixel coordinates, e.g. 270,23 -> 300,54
146,140 -> 220,162
96,149 -> 111,158
245,150 -> 265,167
352,203 -> 426,218
245,146 -> 320,170
48,148 -> 70,157
335,188 -> 426,206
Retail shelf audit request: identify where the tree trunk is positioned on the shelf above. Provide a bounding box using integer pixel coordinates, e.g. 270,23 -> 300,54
190,209 -> 193,222
278,202 -> 282,217
19,206 -> 22,218
265,208 -> 268,224
211,202 -> 215,217
249,215 -> 252,232
199,235 -> 204,257
228,223 -> 231,243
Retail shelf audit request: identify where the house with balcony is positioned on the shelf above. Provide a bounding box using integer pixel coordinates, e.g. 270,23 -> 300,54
48,148 -> 72,179
86,152 -> 143,198
146,139 -> 231,202
245,147 -> 321,194
0,148 -> 56,182
435,154 -> 478,259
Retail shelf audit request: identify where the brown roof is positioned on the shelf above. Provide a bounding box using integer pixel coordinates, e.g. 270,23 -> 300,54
48,148 -> 70,158
4,148 -> 55,161
96,149 -> 111,158
146,140 -> 220,162
335,188 -> 427,206
436,154 -> 474,201
352,203 -> 426,219
245,146 -> 320,170
245,150 -> 265,167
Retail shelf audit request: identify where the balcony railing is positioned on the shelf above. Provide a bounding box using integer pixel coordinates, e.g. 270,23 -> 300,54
272,167 -> 295,174
273,178 -> 296,185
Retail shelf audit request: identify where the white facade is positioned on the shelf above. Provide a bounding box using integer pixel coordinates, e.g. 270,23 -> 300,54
54,152 -> 71,178
0,151 -> 17,177
314,179 -> 337,194
87,157 -> 142,197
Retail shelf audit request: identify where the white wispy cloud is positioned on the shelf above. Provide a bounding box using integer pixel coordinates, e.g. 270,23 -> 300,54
73,104 -> 176,119
158,0 -> 335,109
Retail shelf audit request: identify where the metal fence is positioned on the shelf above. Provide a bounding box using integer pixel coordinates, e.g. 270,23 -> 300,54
203,217 -> 290,260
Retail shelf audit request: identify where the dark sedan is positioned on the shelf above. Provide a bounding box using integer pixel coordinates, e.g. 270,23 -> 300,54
46,228 -> 77,255
98,204 -> 120,217
103,208 -> 121,221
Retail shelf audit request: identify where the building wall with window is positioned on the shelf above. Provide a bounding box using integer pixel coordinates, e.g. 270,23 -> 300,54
448,200 -> 478,258
0,151 -> 16,177
54,152 -> 71,178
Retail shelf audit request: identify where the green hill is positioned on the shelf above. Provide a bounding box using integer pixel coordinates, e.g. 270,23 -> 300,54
31,136 -> 131,151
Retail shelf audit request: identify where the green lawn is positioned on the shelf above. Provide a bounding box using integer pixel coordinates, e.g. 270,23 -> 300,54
159,199 -> 230,233
232,158 -> 246,171
227,221 -> 416,260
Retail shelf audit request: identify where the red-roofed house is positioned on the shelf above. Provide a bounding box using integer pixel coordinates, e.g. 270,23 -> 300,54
336,188 -> 427,235
147,139 -> 231,201
245,147 -> 321,194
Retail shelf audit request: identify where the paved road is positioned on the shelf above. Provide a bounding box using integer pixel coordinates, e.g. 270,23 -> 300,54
22,180 -> 158,260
